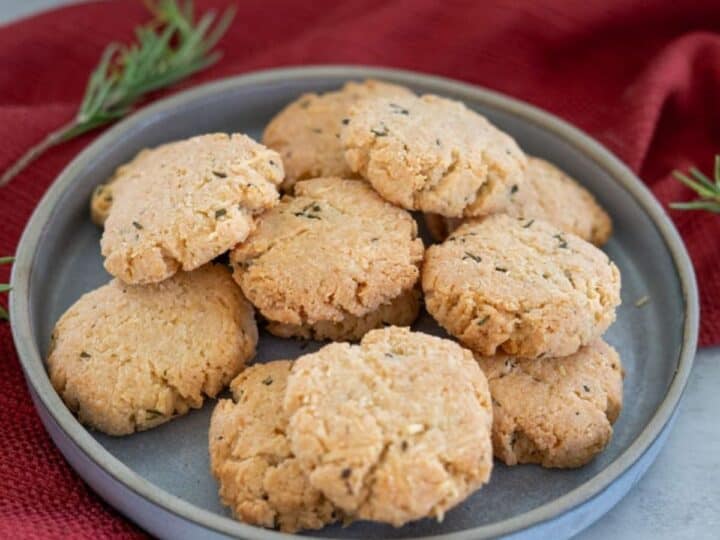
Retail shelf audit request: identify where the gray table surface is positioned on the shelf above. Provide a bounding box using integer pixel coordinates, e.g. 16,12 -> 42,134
2,1 -> 718,539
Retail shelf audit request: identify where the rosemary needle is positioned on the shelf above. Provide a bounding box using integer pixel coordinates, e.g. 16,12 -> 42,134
670,155 -> 720,213
0,256 -> 14,321
0,0 -> 235,188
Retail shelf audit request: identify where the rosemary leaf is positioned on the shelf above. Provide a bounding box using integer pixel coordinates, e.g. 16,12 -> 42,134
671,155 -> 720,213
0,0 -> 235,188
0,256 -> 12,321
669,200 -> 720,212
689,167 -> 716,191
673,171 -> 716,199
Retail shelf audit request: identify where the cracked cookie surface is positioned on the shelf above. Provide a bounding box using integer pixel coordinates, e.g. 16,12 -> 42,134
209,361 -> 339,532
284,327 -> 493,526
424,156 -> 613,246
48,264 -> 257,436
100,133 -> 284,284
476,339 -> 623,468
230,177 -> 424,342
422,214 -> 621,358
341,94 -> 527,217
263,79 -> 413,192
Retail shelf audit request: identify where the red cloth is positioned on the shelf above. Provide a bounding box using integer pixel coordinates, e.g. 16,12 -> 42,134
0,0 -> 718,537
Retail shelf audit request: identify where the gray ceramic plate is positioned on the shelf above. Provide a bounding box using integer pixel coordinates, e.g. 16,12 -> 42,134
10,66 -> 698,540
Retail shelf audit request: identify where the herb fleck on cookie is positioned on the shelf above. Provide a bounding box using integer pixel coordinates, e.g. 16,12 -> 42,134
370,124 -> 389,137
389,103 -> 409,115
553,233 -> 568,249
293,202 -> 323,220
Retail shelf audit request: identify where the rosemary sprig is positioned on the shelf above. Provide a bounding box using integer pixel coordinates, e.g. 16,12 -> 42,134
1,256 -> 14,321
0,0 -> 235,188
670,155 -> 720,213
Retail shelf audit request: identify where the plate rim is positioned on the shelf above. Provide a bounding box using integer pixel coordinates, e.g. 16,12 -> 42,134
9,64 -> 700,540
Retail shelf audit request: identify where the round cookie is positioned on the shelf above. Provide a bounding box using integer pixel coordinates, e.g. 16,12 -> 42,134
284,327 -> 494,527
476,339 -> 623,468
263,79 -> 414,192
341,93 -> 527,217
424,156 -> 612,246
422,214 -> 621,358
48,264 -> 257,436
101,133 -> 284,284
230,177 -> 424,342
209,361 -> 340,532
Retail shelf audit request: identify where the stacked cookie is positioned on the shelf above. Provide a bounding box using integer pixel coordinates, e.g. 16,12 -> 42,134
50,133 -> 282,434
423,216 -> 622,467
209,327 -> 493,531
48,79 -> 623,533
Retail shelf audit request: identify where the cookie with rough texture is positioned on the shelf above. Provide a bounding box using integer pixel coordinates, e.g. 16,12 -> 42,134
48,264 -> 257,436
424,156 -> 612,246
476,339 -> 623,468
209,361 -> 340,532
342,94 -> 527,217
263,80 -> 414,192
230,177 -> 424,342
284,327 -> 493,527
422,214 -> 621,358
101,133 -> 284,284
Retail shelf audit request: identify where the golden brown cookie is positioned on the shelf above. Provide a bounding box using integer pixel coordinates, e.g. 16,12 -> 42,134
422,214 -> 621,358
284,327 -> 494,527
424,156 -> 612,246
100,133 -> 283,284
48,264 -> 257,436
342,94 -> 527,217
230,177 -> 424,342
263,79 -> 414,192
476,339 -> 623,468
209,361 -> 340,532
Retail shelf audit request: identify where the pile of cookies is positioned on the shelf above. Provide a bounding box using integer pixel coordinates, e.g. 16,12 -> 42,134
48,80 -> 623,532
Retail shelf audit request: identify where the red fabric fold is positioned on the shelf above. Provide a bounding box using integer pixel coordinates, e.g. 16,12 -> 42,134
0,0 -> 718,536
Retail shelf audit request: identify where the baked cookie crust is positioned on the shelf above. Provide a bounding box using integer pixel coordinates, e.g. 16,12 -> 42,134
48,265 -> 258,435
230,177 -> 424,342
284,327 -> 493,526
342,94 -> 527,217
476,339 -> 623,468
100,133 -> 283,284
423,214 -> 621,358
